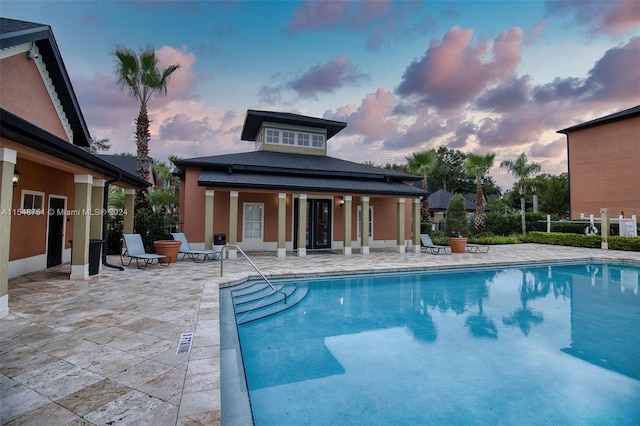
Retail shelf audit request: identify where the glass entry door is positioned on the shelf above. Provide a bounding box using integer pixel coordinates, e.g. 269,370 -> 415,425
294,199 -> 332,250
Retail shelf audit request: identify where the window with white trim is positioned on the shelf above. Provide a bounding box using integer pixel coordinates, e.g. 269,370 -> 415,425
22,190 -> 44,210
243,203 -> 264,240
266,129 -> 279,144
357,206 -> 373,239
312,134 -> 324,148
297,133 -> 310,147
282,131 -> 295,145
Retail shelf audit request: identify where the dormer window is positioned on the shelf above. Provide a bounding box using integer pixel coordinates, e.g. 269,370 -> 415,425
282,131 -> 295,145
266,129 -> 279,143
262,127 -> 325,151
297,133 -> 309,146
312,134 -> 324,148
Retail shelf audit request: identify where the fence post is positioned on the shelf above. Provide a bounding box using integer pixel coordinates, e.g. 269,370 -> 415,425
547,215 -> 551,233
600,208 -> 609,250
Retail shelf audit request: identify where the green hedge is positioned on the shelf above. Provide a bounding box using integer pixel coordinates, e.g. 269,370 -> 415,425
527,231 -> 640,251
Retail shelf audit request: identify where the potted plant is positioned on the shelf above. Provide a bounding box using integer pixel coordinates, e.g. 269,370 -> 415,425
445,193 -> 470,253
153,235 -> 181,263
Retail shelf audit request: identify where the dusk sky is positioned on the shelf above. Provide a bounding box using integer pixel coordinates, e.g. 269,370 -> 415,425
3,0 -> 639,190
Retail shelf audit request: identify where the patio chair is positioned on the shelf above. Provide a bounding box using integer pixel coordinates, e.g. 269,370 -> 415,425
121,233 -> 169,269
420,234 -> 451,255
171,232 -> 221,263
466,243 -> 490,253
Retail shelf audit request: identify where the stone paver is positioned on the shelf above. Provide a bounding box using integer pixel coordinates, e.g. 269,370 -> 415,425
1,244 -> 639,425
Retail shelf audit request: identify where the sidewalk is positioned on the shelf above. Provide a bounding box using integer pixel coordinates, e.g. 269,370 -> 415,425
2,244 -> 639,425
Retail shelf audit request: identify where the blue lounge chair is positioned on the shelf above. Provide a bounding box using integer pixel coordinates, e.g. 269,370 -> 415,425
420,234 -> 451,255
171,232 -> 221,262
121,234 -> 169,269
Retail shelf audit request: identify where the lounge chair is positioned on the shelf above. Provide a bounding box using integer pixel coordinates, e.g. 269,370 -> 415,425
171,232 -> 221,263
466,243 -> 490,253
121,233 -> 169,269
420,234 -> 451,255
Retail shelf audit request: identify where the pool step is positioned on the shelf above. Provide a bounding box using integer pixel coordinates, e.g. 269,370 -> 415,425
232,283 -> 309,325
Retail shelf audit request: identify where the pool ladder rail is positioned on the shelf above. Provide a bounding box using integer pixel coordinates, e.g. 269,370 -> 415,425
220,245 -> 309,325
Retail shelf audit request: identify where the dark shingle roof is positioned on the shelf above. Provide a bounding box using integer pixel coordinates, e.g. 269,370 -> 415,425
174,151 -> 420,180
174,151 -> 424,196
198,170 -> 425,196
240,110 -> 347,141
0,17 -> 91,147
557,105 -> 640,134
428,189 -> 476,211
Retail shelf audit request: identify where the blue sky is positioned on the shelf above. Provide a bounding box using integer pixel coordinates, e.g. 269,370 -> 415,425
3,0 -> 639,190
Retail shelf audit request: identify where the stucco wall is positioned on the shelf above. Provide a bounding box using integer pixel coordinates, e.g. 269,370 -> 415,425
179,172 -> 416,249
10,158 -> 75,260
568,116 -> 640,218
0,53 -> 69,142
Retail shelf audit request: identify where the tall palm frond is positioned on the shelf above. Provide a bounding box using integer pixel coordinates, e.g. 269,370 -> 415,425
406,149 -> 438,222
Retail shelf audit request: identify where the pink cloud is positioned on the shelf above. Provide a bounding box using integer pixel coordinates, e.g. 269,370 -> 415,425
288,0 -> 349,33
395,27 -> 523,109
289,55 -> 368,98
323,87 -> 399,137
529,138 -> 566,159
156,45 -> 198,102
533,37 -> 640,103
546,0 -> 640,37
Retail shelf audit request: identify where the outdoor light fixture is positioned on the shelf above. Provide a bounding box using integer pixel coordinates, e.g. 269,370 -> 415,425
13,169 -> 20,186
339,197 -> 344,207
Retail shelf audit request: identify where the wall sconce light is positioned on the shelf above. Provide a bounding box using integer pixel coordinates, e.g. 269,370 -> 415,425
13,169 -> 20,187
339,196 -> 344,207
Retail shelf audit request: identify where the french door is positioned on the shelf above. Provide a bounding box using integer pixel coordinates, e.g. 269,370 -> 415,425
294,198 -> 332,250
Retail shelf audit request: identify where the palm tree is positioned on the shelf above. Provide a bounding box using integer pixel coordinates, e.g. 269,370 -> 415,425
500,153 -> 541,235
406,149 -> 438,223
113,45 -> 180,211
464,153 -> 495,234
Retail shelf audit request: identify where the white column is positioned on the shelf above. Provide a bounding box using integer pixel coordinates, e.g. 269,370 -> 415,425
361,196 -> 369,254
297,194 -> 307,257
277,193 -> 286,258
205,190 -> 214,249
396,197 -> 405,253
0,148 -> 17,318
71,174 -> 93,280
229,191 -> 238,259
413,198 -> 421,253
343,195 -> 352,256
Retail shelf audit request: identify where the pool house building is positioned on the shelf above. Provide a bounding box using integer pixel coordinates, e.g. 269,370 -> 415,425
173,110 -> 426,258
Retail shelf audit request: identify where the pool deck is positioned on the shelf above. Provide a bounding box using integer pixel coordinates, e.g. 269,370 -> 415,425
2,244 -> 639,425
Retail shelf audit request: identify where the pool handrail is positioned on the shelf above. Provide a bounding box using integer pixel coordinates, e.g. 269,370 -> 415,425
220,244 -> 288,304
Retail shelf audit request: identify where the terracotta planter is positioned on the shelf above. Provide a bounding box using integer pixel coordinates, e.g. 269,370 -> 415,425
154,240 -> 181,264
447,237 -> 468,254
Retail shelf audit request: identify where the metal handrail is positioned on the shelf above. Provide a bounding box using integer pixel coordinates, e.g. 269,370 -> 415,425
220,244 -> 287,304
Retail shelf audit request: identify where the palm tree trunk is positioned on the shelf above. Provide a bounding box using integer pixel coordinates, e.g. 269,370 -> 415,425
473,179 -> 484,234
135,107 -> 152,213
519,180 -> 526,235
421,182 -> 430,223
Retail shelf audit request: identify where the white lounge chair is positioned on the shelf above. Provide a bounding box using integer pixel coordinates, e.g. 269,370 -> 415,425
171,232 -> 221,263
121,233 -> 169,269
420,234 -> 451,255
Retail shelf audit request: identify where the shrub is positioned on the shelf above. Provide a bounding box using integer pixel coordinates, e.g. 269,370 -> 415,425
445,194 -> 470,237
526,231 -> 640,251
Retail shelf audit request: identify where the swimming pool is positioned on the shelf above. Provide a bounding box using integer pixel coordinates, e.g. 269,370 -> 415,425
232,262 -> 640,425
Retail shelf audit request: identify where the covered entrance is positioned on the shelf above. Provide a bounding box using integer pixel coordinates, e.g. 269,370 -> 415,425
294,198 -> 332,251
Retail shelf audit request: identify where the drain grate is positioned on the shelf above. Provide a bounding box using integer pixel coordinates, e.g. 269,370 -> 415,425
176,332 -> 194,354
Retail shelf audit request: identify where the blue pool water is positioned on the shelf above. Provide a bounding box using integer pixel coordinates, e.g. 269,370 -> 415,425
236,263 -> 640,425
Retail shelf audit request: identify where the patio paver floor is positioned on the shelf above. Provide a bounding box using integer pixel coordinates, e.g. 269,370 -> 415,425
1,244 -> 639,425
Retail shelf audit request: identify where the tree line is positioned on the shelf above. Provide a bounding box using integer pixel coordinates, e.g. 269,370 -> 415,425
368,146 -> 569,235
